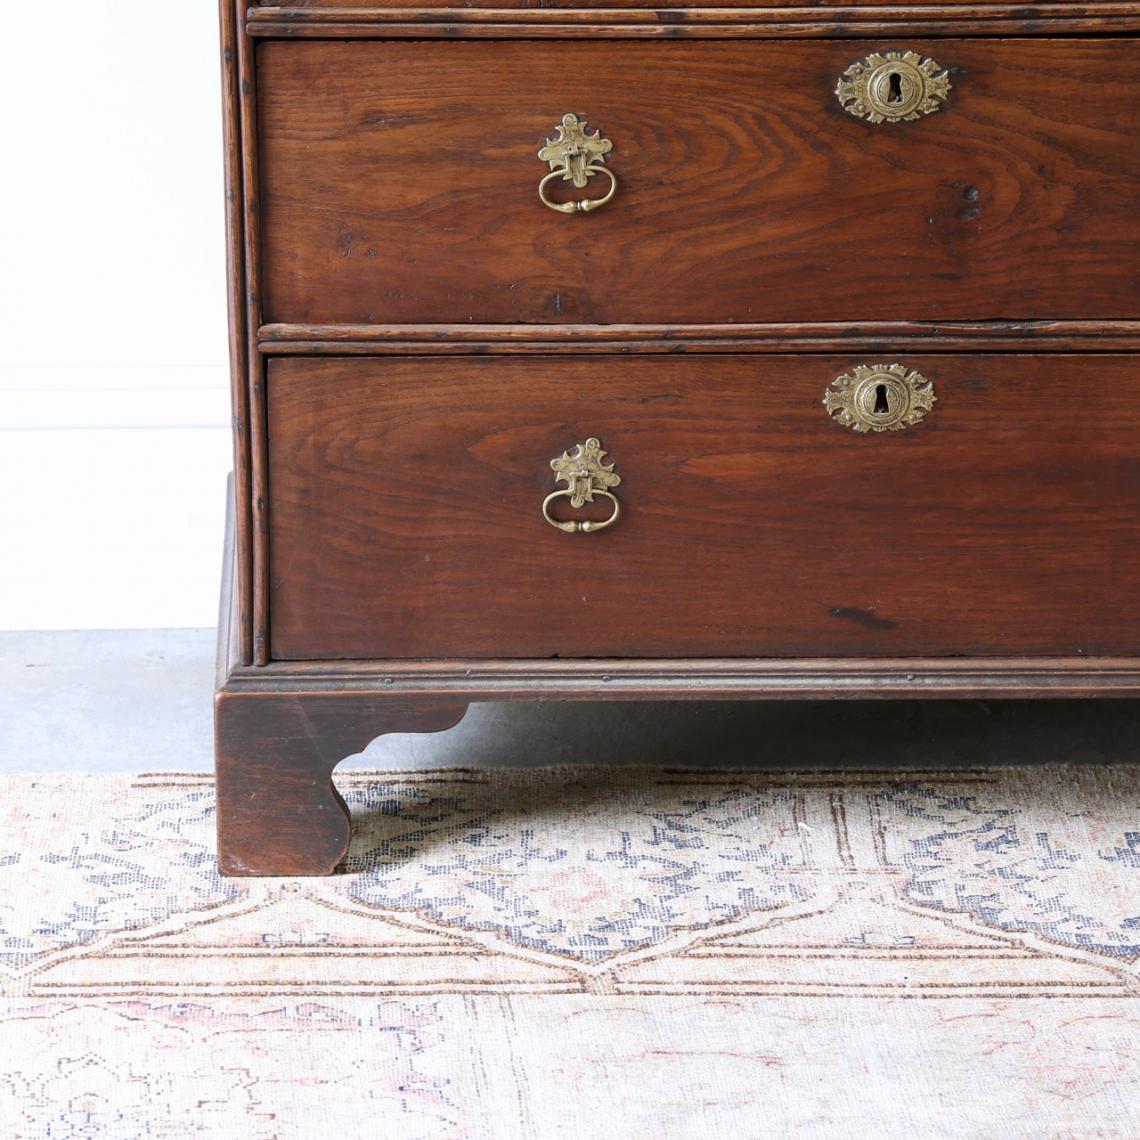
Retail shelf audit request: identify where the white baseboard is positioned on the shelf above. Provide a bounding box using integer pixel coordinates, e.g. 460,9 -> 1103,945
1,366 -> 230,430
0,421 -> 234,631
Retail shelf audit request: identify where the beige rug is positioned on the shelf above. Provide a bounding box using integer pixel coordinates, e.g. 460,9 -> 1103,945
1,766 -> 1138,1138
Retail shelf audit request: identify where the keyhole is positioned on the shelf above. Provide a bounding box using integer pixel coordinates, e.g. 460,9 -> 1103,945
874,384 -> 891,414
887,72 -> 903,103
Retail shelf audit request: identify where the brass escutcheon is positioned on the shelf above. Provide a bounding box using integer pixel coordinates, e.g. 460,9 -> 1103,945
836,51 -> 951,123
537,114 -> 618,215
542,437 -> 622,533
823,363 -> 936,432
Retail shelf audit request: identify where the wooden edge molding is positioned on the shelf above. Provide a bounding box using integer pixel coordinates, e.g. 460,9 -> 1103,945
217,657 -> 1140,699
246,5 -> 1140,36
257,321 -> 1140,355
233,0 -> 272,666
220,0 -> 253,666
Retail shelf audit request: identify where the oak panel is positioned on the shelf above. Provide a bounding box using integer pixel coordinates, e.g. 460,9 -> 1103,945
258,39 -> 1140,327
267,354 -> 1140,660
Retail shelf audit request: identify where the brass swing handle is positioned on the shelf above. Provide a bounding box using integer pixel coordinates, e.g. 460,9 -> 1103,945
542,437 -> 622,534
537,114 -> 618,215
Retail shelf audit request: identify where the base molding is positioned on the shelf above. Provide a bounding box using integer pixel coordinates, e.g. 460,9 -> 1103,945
221,657 -> 1140,701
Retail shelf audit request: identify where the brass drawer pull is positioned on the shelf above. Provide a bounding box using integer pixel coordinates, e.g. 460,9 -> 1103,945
538,114 -> 618,215
836,52 -> 951,123
542,437 -> 622,533
824,364 -> 936,432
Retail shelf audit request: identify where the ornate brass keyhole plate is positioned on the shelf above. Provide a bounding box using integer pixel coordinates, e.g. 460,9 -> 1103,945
542,437 -> 622,533
537,114 -> 618,215
836,52 -> 951,123
823,364 -> 936,432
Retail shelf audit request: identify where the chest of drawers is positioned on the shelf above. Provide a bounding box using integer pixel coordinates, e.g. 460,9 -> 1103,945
215,0 -> 1140,875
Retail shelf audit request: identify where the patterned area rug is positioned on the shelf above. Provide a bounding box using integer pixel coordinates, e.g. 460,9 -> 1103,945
1,766 -> 1138,1138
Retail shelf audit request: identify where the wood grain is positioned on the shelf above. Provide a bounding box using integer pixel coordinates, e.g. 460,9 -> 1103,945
254,1 -> 1129,8
266,354 -> 1140,661
248,0 -> 1140,28
215,690 -> 469,874
258,39 -> 1140,327
246,0 -> 1140,38
234,0 -> 272,665
246,19 -> 1140,37
219,0 -> 253,665
257,320 -> 1140,354
221,656 -> 1140,699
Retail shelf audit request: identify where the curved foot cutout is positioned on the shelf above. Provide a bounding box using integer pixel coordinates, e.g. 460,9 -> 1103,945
215,693 -> 468,876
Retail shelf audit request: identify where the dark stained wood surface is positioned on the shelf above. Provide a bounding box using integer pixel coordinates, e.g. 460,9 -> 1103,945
266,354 -> 1140,661
254,1 -> 1114,8
248,0 -> 1140,24
258,39 -> 1140,327
257,319 -> 1140,354
234,0 -> 270,665
215,690 -> 469,874
223,656 -> 1140,699
246,17 -> 1140,39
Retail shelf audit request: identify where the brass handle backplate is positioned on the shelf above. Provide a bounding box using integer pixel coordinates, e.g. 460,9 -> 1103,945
823,364 -> 936,432
542,437 -> 622,533
836,52 -> 951,123
537,114 -> 618,215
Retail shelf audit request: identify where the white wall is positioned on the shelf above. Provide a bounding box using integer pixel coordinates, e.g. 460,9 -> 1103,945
0,2 -> 232,630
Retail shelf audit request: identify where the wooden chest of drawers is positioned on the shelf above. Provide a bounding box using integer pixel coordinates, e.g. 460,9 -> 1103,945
215,0 -> 1140,875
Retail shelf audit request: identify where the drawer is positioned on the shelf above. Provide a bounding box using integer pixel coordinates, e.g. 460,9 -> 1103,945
259,39 -> 1140,327
267,354 -> 1140,660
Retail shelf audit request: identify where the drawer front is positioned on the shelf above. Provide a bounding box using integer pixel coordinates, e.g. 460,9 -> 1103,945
259,39 -> 1140,327
267,355 -> 1140,660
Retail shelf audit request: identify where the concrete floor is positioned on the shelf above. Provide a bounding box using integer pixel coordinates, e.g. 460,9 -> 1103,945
2,629 -> 1140,773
